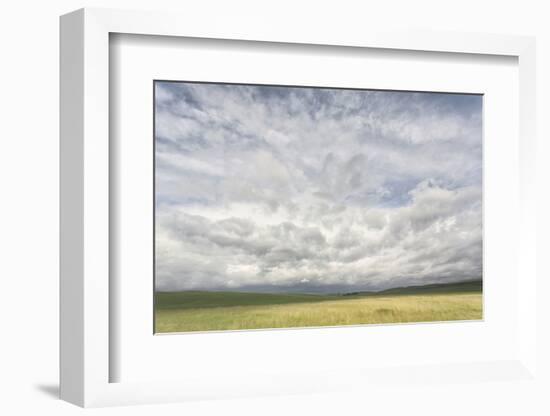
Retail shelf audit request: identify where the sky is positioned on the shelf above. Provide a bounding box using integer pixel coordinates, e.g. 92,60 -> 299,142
154,81 -> 482,293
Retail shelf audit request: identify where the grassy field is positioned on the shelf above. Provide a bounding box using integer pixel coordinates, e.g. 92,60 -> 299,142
155,280 -> 482,333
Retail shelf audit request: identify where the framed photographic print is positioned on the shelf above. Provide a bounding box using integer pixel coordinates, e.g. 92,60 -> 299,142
60,8 -> 539,408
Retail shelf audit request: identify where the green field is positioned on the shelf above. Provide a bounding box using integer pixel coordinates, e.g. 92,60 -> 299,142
155,280 -> 482,333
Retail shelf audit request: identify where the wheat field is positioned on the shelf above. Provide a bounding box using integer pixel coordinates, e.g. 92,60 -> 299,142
155,287 -> 482,333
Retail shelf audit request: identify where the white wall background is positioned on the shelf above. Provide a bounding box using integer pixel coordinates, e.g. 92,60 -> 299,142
0,1 -> 548,415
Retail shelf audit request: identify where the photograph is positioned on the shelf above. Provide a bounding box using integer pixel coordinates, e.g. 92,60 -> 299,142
154,81 -> 483,333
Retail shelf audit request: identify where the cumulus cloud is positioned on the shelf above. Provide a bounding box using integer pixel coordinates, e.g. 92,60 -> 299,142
155,82 -> 482,292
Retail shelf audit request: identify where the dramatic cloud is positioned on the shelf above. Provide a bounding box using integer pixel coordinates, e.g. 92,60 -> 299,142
155,82 -> 482,293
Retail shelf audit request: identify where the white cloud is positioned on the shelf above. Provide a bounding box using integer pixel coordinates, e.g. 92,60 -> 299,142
155,82 -> 482,292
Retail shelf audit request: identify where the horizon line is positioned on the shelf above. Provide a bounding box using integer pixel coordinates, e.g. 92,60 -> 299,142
156,278 -> 483,295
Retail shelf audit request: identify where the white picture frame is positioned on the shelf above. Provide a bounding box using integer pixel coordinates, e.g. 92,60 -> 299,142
60,7 -> 538,408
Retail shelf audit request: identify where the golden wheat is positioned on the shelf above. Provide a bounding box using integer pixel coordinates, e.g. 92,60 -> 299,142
155,292 -> 482,333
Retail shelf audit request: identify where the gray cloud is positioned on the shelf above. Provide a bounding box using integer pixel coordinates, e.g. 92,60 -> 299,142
155,82 -> 482,293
